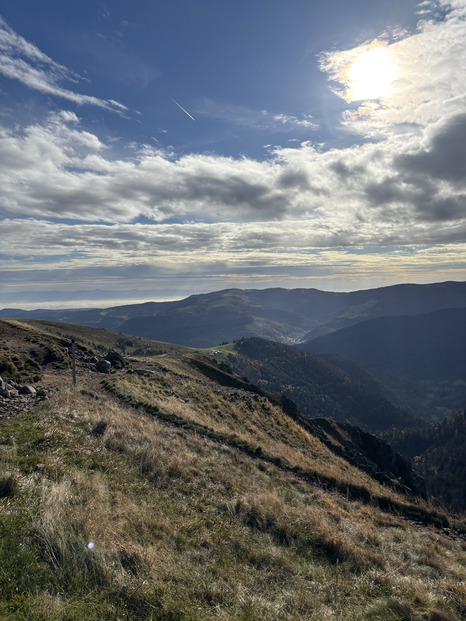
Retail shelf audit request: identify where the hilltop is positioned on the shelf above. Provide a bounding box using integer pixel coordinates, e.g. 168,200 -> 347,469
0,319 -> 465,620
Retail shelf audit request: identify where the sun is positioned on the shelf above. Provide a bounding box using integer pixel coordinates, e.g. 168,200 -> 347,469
325,40 -> 400,103
346,44 -> 399,101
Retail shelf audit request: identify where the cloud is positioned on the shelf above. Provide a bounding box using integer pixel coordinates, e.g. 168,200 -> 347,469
396,112 -> 466,185
1,105 -> 466,245
2,222 -> 466,308
320,2 -> 466,133
0,16 -> 128,113
2,4 -> 466,306
198,98 -> 318,132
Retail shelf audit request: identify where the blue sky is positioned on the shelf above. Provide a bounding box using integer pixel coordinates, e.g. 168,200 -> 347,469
1,0 -> 465,308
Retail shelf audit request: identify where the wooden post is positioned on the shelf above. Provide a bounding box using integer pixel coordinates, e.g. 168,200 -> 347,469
71,338 -> 76,385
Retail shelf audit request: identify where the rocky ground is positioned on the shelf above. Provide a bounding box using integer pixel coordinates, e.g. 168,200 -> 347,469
0,320 -> 134,424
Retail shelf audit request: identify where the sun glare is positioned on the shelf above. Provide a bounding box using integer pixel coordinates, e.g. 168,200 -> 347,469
326,40 -> 400,103
347,44 -> 399,101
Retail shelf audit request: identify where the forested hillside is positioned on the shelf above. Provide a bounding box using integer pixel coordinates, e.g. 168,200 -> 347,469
385,412 -> 466,512
224,337 -> 422,433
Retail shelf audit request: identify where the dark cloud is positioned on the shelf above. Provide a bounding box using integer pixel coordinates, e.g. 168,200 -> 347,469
365,174 -> 466,223
415,194 -> 466,222
277,170 -> 310,190
365,176 -> 435,206
396,113 -> 466,185
330,161 -> 364,180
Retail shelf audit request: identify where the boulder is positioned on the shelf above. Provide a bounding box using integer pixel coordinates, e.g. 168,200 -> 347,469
96,360 -> 112,374
105,351 -> 127,369
18,385 -> 37,396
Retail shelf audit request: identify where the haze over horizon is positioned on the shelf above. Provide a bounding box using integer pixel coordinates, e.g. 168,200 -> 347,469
1,1 -> 466,309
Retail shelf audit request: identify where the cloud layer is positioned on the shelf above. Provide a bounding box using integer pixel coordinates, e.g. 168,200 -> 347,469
1,2 -> 466,303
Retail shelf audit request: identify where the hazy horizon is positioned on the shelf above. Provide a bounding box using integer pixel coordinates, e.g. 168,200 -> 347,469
1,277 -> 465,313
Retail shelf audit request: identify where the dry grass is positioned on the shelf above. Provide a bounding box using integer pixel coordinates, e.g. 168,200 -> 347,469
1,378 -> 465,619
107,365 -> 447,524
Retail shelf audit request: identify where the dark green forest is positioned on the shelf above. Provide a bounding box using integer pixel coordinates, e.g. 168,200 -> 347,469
384,411 -> 465,512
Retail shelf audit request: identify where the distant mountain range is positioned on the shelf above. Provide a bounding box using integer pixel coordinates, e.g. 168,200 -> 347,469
2,280 -> 466,348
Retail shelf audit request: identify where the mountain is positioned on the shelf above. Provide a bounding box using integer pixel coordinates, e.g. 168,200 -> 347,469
301,307 -> 466,381
300,307 -> 466,421
1,318 -> 464,620
221,337 -> 423,433
2,280 -> 466,347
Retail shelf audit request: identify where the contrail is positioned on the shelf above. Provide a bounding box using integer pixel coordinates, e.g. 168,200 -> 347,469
169,96 -> 195,121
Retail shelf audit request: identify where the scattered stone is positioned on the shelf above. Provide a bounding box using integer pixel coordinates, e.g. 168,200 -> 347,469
133,369 -> 158,376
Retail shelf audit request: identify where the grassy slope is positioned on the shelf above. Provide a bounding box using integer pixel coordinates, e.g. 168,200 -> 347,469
6,318 -> 193,357
1,321 -> 465,620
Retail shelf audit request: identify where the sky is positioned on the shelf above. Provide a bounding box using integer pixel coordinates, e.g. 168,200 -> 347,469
1,0 -> 466,309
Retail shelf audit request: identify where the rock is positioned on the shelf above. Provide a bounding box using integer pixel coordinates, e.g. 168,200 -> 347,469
105,350 -> 127,369
19,385 -> 36,396
0,389 -> 11,398
133,369 -> 158,376
89,356 -> 99,364
0,377 -> 5,391
96,359 -> 112,374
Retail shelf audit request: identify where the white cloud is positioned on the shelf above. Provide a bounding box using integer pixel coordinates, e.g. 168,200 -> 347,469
0,105 -> 465,244
321,3 -> 466,133
0,16 -> 128,113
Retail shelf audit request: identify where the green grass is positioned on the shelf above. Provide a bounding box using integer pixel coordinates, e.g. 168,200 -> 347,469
6,318 -> 192,358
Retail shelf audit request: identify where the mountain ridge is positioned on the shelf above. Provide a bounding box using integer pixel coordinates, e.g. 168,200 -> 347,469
2,280 -> 466,347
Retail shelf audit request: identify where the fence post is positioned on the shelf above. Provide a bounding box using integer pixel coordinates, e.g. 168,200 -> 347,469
71,338 -> 76,385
